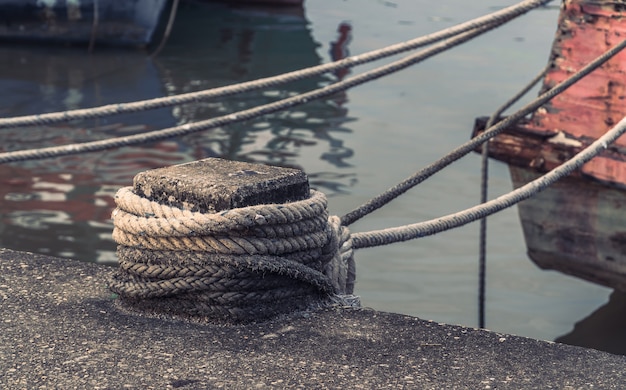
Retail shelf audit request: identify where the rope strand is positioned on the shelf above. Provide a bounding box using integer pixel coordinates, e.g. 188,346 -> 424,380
110,187 -> 357,322
0,0 -> 551,130
0,20 -> 518,164
341,38 -> 626,226
352,109 -> 626,249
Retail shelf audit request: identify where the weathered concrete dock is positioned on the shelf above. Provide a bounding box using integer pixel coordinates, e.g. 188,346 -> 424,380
1,247 -> 625,389
3,157 -> 626,388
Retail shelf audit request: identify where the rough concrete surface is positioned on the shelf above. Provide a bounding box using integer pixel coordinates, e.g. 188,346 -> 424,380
1,248 -> 625,389
132,158 -> 310,213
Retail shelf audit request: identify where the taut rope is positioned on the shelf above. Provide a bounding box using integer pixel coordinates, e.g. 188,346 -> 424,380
0,0 -> 551,131
340,37 -> 626,226
0,0 -> 553,164
101,36 -> 626,322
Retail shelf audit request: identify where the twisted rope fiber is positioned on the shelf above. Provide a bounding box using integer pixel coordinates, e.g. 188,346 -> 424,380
0,1 -> 552,164
352,95 -> 626,249
109,188 -> 356,322
108,36 -> 625,319
341,37 -> 626,226
0,24 -> 501,163
112,186 -> 329,237
0,0 -> 551,131
0,25 -> 493,163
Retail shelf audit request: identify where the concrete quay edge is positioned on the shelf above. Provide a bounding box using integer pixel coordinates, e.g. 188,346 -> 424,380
1,248 -> 625,389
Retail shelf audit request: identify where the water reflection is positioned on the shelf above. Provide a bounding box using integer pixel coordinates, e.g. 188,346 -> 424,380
154,3 -> 355,171
556,290 -> 626,356
0,1 -> 356,264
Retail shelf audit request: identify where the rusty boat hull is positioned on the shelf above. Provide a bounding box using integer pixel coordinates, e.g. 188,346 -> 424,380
474,116 -> 626,292
474,0 -> 626,292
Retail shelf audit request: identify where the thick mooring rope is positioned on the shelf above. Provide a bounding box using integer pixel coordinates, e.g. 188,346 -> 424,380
352,112 -> 626,249
0,21 -> 513,164
0,0 -> 551,131
341,37 -> 626,226
109,187 -> 356,322
106,36 -> 626,322
346,37 -> 626,247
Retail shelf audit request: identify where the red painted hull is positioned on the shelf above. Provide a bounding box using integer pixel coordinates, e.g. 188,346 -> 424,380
474,0 -> 626,291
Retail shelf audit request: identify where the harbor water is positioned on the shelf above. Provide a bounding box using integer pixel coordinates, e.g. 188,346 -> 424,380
0,0 -> 623,354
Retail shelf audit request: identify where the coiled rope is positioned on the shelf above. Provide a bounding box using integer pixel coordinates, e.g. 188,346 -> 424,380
5,0 -> 583,322
109,187 -> 357,322
108,88 -> 626,322
107,87 -> 626,322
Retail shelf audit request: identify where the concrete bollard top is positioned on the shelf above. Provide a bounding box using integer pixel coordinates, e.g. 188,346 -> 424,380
132,157 -> 310,213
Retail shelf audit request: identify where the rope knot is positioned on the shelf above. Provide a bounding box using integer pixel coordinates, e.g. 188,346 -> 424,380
324,215 -> 356,295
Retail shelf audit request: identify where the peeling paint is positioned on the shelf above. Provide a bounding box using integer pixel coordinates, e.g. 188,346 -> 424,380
547,131 -> 584,147
528,0 -> 626,185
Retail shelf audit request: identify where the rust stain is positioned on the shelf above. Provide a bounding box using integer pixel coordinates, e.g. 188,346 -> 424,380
523,0 -> 626,186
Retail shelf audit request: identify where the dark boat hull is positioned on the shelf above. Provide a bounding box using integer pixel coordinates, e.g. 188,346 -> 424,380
0,0 -> 168,47
510,166 -> 626,292
472,0 -> 626,292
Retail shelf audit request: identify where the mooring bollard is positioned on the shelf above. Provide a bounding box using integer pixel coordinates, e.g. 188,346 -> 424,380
108,158 -> 356,323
